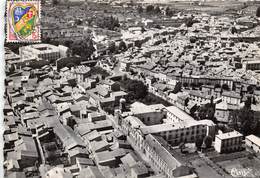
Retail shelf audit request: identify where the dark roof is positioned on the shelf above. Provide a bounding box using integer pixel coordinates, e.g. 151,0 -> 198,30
54,124 -> 85,150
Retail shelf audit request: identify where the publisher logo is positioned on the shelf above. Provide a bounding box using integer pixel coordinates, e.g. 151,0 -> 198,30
231,168 -> 260,178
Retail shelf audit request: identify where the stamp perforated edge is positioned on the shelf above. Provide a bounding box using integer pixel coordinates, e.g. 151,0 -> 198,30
5,0 -> 41,43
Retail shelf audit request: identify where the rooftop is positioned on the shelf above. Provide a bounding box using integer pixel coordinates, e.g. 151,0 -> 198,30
246,135 -> 260,147
165,106 -> 194,122
216,130 -> 243,140
140,119 -> 214,135
21,44 -> 60,53
130,102 -> 165,115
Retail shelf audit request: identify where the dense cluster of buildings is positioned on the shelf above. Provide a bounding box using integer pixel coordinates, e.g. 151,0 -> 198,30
4,1 -> 260,178
95,12 -> 260,125
4,56 -> 153,178
5,44 -> 68,71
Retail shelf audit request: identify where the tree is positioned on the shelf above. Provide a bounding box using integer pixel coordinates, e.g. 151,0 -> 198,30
162,37 -> 167,43
71,38 -> 95,59
179,143 -> 185,153
195,136 -> 203,149
203,136 -> 213,148
122,79 -> 148,100
63,40 -> 73,48
108,41 -> 116,53
214,83 -> 221,88
150,77 -> 157,84
75,19 -> 83,26
128,81 -> 148,99
183,82 -> 188,88
165,6 -> 173,16
122,74 -> 127,81
137,5 -> 143,13
146,5 -> 154,13
244,96 -> 252,109
96,76 -> 100,83
173,82 -> 182,94
247,85 -> 254,94
185,18 -> 194,27
135,40 -> 142,48
198,103 -> 216,122
222,83 -> 229,91
47,151 -> 57,162
52,0 -> 59,5
129,0 -> 134,6
229,99 -> 258,136
154,6 -> 161,14
104,106 -> 114,115
154,24 -> 162,29
231,26 -> 237,34
256,7 -> 260,17
50,40 -> 59,46
118,41 -> 127,51
43,37 -> 51,44
141,26 -> 146,33
190,82 -> 197,89
67,118 -> 76,130
190,37 -> 197,43
252,96 -> 257,105
97,16 -> 120,31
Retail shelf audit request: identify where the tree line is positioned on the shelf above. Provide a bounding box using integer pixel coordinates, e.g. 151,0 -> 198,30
137,5 -> 174,17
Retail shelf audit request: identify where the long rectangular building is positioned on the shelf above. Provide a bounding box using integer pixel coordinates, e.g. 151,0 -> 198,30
120,107 -> 215,178
245,134 -> 260,153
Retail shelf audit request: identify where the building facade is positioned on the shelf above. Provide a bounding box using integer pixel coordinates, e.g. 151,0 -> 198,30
214,131 -> 243,153
242,60 -> 260,71
120,116 -> 197,178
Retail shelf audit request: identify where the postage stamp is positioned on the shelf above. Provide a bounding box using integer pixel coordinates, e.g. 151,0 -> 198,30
6,0 -> 41,43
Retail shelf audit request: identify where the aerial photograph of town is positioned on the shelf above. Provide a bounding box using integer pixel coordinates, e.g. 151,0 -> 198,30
3,0 -> 260,177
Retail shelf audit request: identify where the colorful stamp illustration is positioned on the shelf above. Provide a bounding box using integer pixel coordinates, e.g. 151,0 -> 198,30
6,0 -> 41,43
